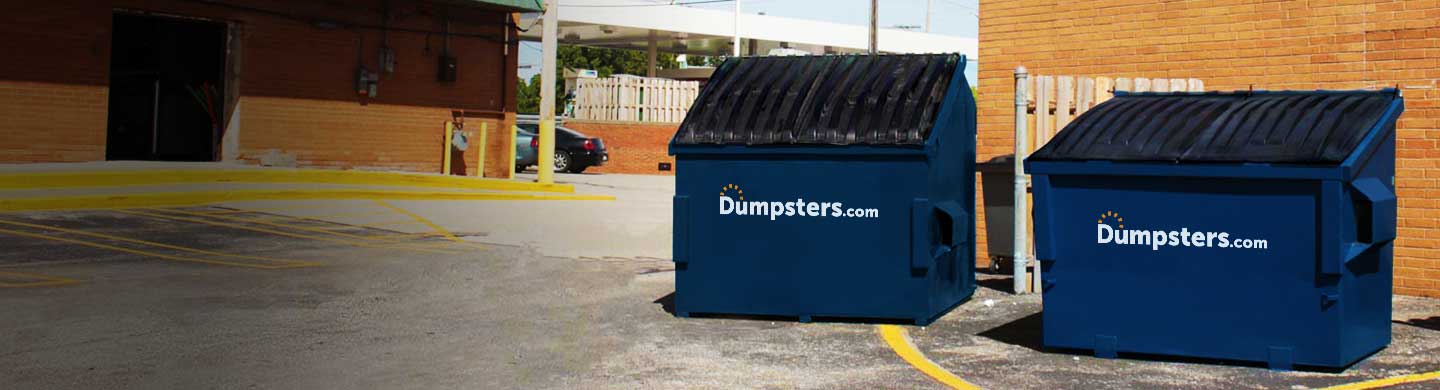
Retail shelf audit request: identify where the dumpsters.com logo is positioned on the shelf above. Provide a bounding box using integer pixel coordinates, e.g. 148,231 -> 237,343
718,184 -> 879,221
1096,211 -> 1269,250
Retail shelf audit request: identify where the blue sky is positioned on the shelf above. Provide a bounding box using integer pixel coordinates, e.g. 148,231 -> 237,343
518,0 -> 980,83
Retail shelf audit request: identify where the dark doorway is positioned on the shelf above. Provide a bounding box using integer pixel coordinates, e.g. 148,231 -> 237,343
107,12 -> 226,161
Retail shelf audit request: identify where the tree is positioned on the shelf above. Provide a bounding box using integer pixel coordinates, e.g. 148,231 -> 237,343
687,55 -> 726,67
516,75 -> 541,114
557,45 -> 679,78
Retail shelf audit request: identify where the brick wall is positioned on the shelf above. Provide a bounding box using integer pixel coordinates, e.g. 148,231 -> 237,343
238,96 -> 498,175
564,120 -> 677,175
978,0 -> 1440,296
0,0 -> 518,177
0,81 -> 108,163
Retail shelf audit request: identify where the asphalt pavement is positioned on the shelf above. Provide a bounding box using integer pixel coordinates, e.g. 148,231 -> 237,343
1,172 -> 1438,389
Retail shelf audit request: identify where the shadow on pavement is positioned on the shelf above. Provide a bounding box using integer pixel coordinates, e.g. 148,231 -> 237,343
653,291 -> 912,325
1396,316 -> 1440,331
976,277 -> 1015,293
977,311 -> 1355,372
978,312 -> 1044,352
654,292 -> 675,314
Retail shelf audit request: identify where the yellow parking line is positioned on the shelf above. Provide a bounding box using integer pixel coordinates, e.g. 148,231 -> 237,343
878,325 -> 981,390
194,205 -> 322,215
0,168 -> 577,193
373,200 -> 465,244
0,271 -> 82,288
115,209 -> 462,255
146,207 -> 468,253
0,189 -> 613,212
351,219 -> 425,229
1321,370 -> 1440,390
0,219 -> 320,269
230,210 -> 396,223
0,226 -> 318,270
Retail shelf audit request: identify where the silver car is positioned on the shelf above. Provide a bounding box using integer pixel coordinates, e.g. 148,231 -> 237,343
514,128 -> 537,172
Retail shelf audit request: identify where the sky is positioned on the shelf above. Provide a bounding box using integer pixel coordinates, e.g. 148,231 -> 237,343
517,0 -> 981,84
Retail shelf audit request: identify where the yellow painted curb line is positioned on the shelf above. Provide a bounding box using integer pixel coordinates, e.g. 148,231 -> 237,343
0,169 -> 575,193
0,189 -> 615,212
878,325 -> 982,390
1321,370 -> 1440,390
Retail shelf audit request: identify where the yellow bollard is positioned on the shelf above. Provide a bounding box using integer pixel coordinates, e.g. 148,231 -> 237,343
443,121 -> 454,175
537,118 -> 555,184
477,122 -> 488,178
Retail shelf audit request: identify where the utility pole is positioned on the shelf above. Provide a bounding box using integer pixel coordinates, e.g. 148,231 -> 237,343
925,0 -> 932,33
537,0 -> 558,184
647,30 -> 658,78
732,0 -> 741,57
868,0 -> 878,54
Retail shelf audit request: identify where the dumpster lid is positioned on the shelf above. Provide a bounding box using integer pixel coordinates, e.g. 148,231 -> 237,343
1028,90 -> 1399,164
671,53 -> 962,146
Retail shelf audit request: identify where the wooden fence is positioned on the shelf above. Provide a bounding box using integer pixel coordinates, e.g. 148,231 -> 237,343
1021,76 -> 1206,154
573,77 -> 701,123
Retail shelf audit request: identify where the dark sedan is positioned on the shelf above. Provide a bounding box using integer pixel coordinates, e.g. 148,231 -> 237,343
516,123 -> 609,173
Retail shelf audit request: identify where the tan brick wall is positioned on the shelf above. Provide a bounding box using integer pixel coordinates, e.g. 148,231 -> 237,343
0,0 -> 518,176
978,0 -> 1440,296
0,81 -> 108,163
563,121 -> 677,176
236,96 -> 511,177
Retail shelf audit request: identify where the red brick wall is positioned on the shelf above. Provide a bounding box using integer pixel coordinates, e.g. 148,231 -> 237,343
564,120 -> 677,175
979,0 -> 1440,296
0,0 -> 519,177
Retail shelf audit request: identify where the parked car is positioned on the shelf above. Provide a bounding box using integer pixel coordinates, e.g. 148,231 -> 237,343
514,128 -> 537,172
515,117 -> 609,174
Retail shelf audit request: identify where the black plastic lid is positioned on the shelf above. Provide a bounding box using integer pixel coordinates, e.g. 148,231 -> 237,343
1028,90 -> 1398,164
671,54 -> 960,146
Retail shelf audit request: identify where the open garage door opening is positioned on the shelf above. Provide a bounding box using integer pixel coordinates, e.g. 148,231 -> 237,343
106,12 -> 227,162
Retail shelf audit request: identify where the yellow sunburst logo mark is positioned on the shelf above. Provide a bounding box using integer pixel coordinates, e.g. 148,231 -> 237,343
720,183 -> 744,201
1098,210 -> 1124,229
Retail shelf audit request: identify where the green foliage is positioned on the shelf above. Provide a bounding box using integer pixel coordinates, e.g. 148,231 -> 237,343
687,55 -> 726,67
558,45 -> 679,77
516,76 -> 541,114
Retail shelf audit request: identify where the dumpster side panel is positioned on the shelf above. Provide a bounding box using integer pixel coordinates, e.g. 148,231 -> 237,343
1036,175 -> 1343,366
925,70 -> 978,316
1338,125 -> 1396,364
673,155 -> 934,320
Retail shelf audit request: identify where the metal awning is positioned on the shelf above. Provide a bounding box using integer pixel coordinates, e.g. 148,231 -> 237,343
434,0 -> 543,12
517,0 -> 978,57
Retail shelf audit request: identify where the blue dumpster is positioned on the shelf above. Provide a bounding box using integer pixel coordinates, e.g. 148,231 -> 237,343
1026,89 -> 1404,370
669,54 -> 976,325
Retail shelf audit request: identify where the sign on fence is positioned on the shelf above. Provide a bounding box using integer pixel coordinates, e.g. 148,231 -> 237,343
1022,76 -> 1204,153
573,76 -> 701,123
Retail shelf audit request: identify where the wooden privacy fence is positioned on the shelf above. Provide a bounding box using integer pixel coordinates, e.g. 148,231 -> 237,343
573,77 -> 701,123
1021,76 -> 1206,153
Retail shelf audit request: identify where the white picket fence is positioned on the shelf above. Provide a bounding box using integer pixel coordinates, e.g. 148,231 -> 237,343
1022,76 -> 1206,153
573,77 -> 701,123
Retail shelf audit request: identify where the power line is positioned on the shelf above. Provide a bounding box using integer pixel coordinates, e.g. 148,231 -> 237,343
562,0 -> 734,8
936,0 -> 979,15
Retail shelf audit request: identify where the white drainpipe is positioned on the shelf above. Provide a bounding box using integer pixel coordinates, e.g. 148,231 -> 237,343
1013,66 -> 1030,295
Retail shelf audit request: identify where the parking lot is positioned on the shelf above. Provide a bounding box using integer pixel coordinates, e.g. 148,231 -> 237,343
3,173 -> 1440,389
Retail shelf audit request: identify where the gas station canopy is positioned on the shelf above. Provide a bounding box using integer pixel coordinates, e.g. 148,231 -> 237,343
517,1 -> 978,57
